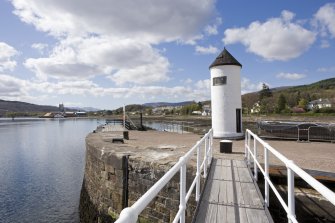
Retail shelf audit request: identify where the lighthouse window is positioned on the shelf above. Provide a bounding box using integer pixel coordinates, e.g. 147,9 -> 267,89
213,76 -> 227,86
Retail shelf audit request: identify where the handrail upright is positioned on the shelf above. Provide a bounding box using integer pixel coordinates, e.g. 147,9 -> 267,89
245,129 -> 335,223
116,128 -> 213,223
264,144 -> 269,207
196,144 -> 201,201
253,137 -> 258,181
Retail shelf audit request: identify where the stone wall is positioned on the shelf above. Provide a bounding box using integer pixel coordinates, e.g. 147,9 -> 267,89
80,132 -> 204,223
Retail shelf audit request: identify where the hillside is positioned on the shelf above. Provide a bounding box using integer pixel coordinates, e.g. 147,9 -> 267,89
143,101 -> 194,107
242,78 -> 335,112
0,99 -> 77,116
0,99 -> 58,115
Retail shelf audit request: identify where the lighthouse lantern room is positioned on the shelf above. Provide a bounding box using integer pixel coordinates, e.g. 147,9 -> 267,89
209,48 -> 244,139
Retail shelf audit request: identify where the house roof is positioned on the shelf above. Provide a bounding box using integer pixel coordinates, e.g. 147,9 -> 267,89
209,48 -> 242,69
309,98 -> 331,105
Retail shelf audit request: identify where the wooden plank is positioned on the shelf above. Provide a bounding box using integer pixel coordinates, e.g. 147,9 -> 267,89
240,182 -> 263,208
222,159 -> 231,167
234,181 -> 246,206
246,208 -> 271,223
226,206 -> 237,223
234,160 -> 247,168
195,158 -> 272,223
208,180 -> 220,202
225,163 -> 233,181
236,166 -> 253,183
217,204 -> 227,223
233,166 -> 240,182
205,204 -> 220,223
239,207 -> 249,223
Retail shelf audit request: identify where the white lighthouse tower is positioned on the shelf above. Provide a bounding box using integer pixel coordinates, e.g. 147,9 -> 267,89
209,48 -> 243,139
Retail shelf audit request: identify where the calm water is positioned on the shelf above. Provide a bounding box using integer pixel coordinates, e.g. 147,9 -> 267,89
0,118 -> 103,223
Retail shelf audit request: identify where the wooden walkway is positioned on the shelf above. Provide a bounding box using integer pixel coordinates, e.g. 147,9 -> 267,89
194,158 -> 273,223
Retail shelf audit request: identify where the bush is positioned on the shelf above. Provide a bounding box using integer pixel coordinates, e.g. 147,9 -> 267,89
317,107 -> 335,113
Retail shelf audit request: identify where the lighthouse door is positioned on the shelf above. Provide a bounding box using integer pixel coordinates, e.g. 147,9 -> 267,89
236,109 -> 242,133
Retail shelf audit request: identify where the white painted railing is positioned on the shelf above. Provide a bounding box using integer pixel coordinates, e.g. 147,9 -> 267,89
245,129 -> 335,223
116,128 -> 213,223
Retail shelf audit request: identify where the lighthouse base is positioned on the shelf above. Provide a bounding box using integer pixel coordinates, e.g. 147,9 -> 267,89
213,132 -> 244,140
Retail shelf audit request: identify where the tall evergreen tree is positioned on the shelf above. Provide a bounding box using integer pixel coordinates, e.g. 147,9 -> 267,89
259,83 -> 272,101
276,94 -> 287,113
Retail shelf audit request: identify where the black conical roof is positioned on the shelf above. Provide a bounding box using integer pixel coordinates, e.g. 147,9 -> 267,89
209,48 -> 242,69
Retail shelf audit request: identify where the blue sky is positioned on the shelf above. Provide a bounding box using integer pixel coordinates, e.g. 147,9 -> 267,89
0,0 -> 334,109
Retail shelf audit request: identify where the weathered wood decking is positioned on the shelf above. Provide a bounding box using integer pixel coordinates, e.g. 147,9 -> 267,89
194,158 -> 273,223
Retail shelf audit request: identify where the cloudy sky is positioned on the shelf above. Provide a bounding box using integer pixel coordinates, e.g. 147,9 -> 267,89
0,0 -> 334,109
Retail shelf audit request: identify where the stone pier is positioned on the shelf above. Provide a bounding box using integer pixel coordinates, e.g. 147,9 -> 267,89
80,130 -> 208,223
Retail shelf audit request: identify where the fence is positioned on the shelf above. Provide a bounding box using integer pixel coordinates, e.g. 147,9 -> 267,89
257,121 -> 335,142
143,120 -> 210,134
115,128 -> 213,223
245,129 -> 335,223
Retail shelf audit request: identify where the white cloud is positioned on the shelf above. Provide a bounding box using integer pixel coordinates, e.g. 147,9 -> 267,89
11,0 -> 215,85
241,78 -> 263,94
0,74 -> 211,103
320,40 -> 330,48
276,72 -> 306,80
0,74 -> 29,100
195,79 -> 210,89
11,0 -> 214,43
25,36 -> 170,85
181,78 -> 193,84
204,17 -> 222,36
0,42 -> 18,72
314,3 -> 335,38
195,45 -> 219,55
223,10 -> 316,61
31,43 -> 48,54
317,66 -> 335,73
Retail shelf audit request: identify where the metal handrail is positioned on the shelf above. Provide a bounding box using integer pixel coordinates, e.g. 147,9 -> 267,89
116,128 -> 213,223
245,129 -> 335,223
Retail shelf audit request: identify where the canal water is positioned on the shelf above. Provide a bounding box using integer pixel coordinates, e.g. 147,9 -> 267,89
0,118 -> 103,223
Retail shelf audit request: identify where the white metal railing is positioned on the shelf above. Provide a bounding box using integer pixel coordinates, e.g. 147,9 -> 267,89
116,128 -> 213,223
245,129 -> 335,223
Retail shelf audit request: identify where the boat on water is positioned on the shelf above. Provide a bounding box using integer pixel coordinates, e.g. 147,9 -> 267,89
53,114 -> 65,118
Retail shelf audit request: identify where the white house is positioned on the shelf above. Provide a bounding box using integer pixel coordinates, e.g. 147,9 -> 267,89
202,105 -> 211,116
251,102 -> 261,114
209,48 -> 243,139
307,98 -> 332,110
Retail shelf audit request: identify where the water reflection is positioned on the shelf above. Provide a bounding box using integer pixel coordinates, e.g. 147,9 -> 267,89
0,118 -> 100,223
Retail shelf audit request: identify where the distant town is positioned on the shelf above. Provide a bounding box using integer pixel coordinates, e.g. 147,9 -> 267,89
0,78 -> 334,119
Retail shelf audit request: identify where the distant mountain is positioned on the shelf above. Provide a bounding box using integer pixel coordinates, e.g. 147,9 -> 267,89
143,101 -> 194,107
0,99 -> 59,115
0,99 -> 78,116
68,107 -> 101,112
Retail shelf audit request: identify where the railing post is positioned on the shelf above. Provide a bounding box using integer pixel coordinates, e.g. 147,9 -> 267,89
196,145 -> 200,202
247,133 -> 251,166
264,145 -> 269,207
245,131 -> 247,158
208,134 -> 213,164
287,161 -> 295,223
253,137 -> 258,181
203,139 -> 208,178
206,137 -> 210,167
180,161 -> 186,223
